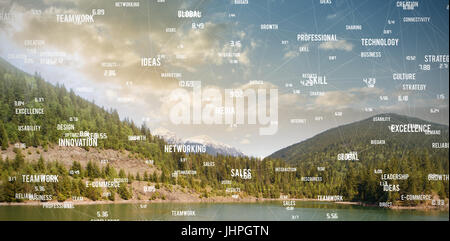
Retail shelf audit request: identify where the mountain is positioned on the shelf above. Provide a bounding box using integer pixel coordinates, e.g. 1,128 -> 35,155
153,128 -> 244,157
265,113 -> 448,203
152,127 -> 182,144
0,57 -> 162,158
268,113 -> 449,164
184,135 -> 244,157
1,57 -> 301,203
1,57 -> 448,205
0,57 -> 272,201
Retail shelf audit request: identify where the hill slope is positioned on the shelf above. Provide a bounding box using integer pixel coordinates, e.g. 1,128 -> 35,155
0,58 -> 448,206
0,58 -> 293,203
0,58 -> 166,160
268,113 -> 449,164
265,113 -> 449,204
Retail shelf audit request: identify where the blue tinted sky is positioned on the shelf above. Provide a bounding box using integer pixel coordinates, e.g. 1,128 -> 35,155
0,0 -> 448,157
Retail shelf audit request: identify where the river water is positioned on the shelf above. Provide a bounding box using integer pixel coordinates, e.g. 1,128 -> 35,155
0,201 -> 448,221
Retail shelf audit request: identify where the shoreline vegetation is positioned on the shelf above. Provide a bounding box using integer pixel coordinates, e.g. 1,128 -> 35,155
1,198 -> 448,211
0,145 -> 448,212
0,66 -> 448,216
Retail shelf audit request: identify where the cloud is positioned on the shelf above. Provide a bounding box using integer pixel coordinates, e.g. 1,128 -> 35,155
319,40 -> 353,52
315,91 -> 355,109
240,138 -> 250,144
326,13 -> 338,20
1,0 -> 227,91
157,22 -> 228,71
153,21 -> 256,72
0,0 -> 241,128
283,49 -> 298,59
314,87 -> 383,109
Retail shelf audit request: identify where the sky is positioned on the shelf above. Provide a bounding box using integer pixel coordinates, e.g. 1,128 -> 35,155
0,0 -> 448,158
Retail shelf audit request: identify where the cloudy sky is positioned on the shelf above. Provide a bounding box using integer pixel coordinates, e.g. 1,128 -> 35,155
0,0 -> 448,158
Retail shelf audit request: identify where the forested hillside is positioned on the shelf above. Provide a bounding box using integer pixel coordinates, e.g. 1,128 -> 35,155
269,113 -> 448,163
268,113 -> 449,204
0,58 -> 293,202
0,58 -> 448,206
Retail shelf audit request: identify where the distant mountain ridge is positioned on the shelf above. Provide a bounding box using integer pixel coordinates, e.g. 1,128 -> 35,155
153,127 -> 244,157
267,113 -> 449,163
1,58 -> 448,205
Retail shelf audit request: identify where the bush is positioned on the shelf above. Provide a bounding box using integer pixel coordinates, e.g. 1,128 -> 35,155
117,184 -> 132,200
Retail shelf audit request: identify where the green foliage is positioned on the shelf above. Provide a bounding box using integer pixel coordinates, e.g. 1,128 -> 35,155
0,122 -> 8,150
107,188 -> 115,201
117,183 -> 131,200
85,186 -> 101,201
13,148 -> 25,170
0,59 -> 447,206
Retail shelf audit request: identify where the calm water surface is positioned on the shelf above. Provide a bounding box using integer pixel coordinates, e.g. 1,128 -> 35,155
0,201 -> 448,221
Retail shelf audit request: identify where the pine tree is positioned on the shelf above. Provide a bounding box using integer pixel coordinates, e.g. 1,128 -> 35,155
119,169 -> 126,178
70,161 -> 82,178
37,155 -> 46,172
13,148 -> 25,170
117,183 -> 131,200
0,122 -> 8,150
143,171 -> 148,181
86,161 -> 94,178
135,172 -> 141,181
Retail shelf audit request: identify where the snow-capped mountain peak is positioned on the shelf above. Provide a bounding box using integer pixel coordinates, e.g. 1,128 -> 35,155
152,127 -> 182,144
152,128 -> 244,157
185,135 -> 230,147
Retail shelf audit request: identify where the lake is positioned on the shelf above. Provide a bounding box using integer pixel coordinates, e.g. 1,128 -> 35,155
0,201 -> 448,221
